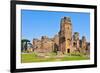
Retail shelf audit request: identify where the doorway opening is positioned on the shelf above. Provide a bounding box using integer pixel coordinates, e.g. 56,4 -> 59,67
67,49 -> 70,53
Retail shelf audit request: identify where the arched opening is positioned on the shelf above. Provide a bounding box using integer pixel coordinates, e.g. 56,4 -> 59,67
73,42 -> 76,47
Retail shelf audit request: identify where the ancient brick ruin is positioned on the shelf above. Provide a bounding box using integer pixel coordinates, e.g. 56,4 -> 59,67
23,17 -> 90,55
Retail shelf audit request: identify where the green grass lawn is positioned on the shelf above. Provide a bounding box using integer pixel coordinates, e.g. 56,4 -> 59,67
21,52 -> 89,63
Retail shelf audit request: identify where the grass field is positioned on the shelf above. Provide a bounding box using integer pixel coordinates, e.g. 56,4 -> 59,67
21,52 -> 89,63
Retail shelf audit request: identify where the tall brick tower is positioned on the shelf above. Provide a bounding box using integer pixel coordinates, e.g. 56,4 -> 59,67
59,17 -> 72,54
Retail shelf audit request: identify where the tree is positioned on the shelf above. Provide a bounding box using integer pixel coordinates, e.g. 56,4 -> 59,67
21,39 -> 30,52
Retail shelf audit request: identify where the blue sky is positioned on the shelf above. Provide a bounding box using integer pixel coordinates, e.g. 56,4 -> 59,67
21,10 -> 90,42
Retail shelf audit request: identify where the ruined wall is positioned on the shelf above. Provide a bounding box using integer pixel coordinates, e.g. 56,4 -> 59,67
41,36 -> 53,53
81,36 -> 87,54
72,32 -> 80,52
59,17 -> 72,54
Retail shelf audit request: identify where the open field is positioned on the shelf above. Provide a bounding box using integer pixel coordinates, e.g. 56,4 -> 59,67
21,52 -> 89,63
